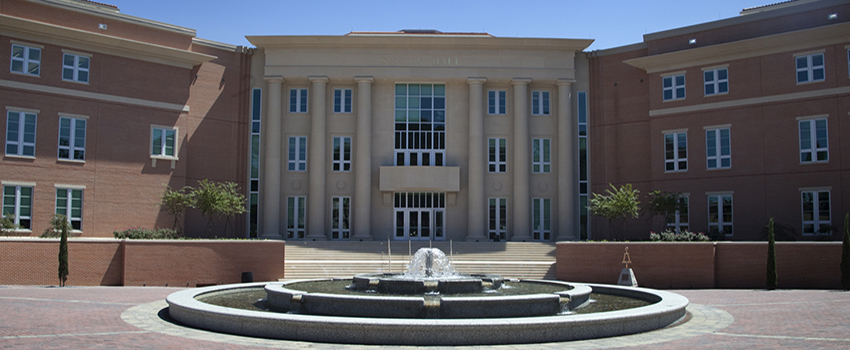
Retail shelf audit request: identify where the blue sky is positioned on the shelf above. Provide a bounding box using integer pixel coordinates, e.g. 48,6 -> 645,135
105,0 -> 764,51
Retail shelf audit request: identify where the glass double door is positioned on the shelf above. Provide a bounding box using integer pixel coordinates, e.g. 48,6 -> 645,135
395,209 -> 444,240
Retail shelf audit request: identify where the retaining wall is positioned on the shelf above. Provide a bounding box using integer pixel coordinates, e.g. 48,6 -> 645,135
0,238 -> 285,286
557,242 -> 842,289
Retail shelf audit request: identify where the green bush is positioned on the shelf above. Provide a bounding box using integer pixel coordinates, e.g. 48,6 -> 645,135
649,229 -> 711,242
113,227 -> 181,239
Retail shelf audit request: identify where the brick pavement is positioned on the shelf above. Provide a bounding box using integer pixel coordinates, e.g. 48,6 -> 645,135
1,285 -> 849,349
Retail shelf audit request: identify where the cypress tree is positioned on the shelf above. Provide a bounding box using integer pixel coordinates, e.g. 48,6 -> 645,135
766,217 -> 778,290
841,213 -> 850,290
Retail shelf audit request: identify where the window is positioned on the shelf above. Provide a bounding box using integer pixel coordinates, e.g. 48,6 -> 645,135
532,138 -> 550,173
5,110 -> 37,157
489,198 -> 507,241
248,88 -> 262,238
532,198 -> 551,241
333,88 -> 352,113
578,91 -> 589,240
664,132 -> 687,172
488,138 -> 506,173
799,118 -> 828,163
488,90 -> 506,115
663,74 -> 685,101
62,53 -> 90,83
289,88 -> 308,113
531,91 -> 549,115
708,194 -> 733,236
56,188 -> 83,231
394,84 -> 446,166
331,197 -> 350,240
58,117 -> 86,161
286,196 -> 306,239
706,128 -> 730,169
332,136 -> 351,172
796,53 -> 825,83
288,136 -> 307,171
802,190 -> 830,235
151,127 -> 177,158
2,185 -> 32,230
704,68 -> 728,95
10,44 -> 40,76
666,196 -> 689,232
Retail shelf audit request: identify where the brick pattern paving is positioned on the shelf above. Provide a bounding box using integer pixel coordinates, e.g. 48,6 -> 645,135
1,286 -> 849,349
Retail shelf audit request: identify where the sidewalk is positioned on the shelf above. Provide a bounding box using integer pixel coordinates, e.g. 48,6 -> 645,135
1,286 -> 849,349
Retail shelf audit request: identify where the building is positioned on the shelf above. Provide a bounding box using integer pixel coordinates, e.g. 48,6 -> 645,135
588,0 -> 850,240
1,0 -> 250,237
247,31 -> 593,241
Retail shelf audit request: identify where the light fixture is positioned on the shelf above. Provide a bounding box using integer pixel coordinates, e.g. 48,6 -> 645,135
688,38 -> 697,45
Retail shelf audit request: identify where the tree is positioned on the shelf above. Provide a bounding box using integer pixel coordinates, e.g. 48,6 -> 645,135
193,179 -> 246,237
841,213 -> 850,290
588,184 -> 640,240
645,190 -> 684,232
766,217 -> 778,290
160,185 -> 195,233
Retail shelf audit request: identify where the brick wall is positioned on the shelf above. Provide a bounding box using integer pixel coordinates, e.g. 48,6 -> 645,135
0,238 -> 284,286
557,242 -> 843,289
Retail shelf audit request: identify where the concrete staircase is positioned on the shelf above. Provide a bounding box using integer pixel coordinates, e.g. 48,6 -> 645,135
284,241 -> 557,280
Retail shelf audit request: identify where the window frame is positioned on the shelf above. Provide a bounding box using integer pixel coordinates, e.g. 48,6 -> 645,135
2,184 -> 33,230
332,136 -> 351,172
288,136 -> 307,172
150,126 -> 178,159
488,197 -> 507,241
488,90 -> 506,115
532,138 -> 551,173
286,196 -> 306,239
10,43 -> 41,76
5,110 -> 37,158
331,196 -> 350,240
488,137 -> 507,173
62,52 -> 91,84
708,193 -> 733,236
703,67 -> 728,96
801,190 -> 831,236
795,52 -> 825,84
58,116 -> 87,161
798,118 -> 828,164
532,197 -> 551,241
289,88 -> 308,113
662,74 -> 686,101
55,187 -> 83,231
664,131 -> 687,172
531,90 -> 550,115
333,88 -> 352,114
705,127 -> 731,170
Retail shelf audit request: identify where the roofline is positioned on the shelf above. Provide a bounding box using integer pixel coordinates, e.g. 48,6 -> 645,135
29,0 -> 197,37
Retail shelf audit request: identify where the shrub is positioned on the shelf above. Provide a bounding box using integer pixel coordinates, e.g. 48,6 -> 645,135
113,227 -> 181,239
649,229 -> 710,242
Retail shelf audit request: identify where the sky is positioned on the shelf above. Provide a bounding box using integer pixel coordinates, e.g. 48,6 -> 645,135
104,0 -> 766,51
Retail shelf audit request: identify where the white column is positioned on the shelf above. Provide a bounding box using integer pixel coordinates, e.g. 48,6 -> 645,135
511,78 -> 531,241
557,79 -> 577,241
306,76 -> 328,240
466,78 -> 487,241
260,76 -> 283,239
353,76 -> 374,240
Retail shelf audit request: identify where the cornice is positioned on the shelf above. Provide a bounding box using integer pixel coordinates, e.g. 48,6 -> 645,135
625,21 -> 850,74
0,14 -> 216,69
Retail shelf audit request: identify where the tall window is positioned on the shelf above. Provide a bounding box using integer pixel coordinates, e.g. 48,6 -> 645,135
332,136 -> 351,172
288,136 -> 307,171
488,90 -> 506,115
531,91 -> 549,115
10,44 -> 40,76
802,190 -> 830,235
6,110 -> 37,157
334,88 -> 352,113
62,53 -> 90,83
708,194 -> 733,236
706,128 -> 730,169
664,132 -> 687,172
488,138 -> 506,173
532,138 -> 550,173
286,196 -> 306,239
331,197 -> 350,240
58,117 -> 86,161
578,91 -> 589,240
151,127 -> 176,158
532,198 -> 551,241
56,188 -> 83,231
663,74 -> 685,101
799,118 -> 828,163
489,198 -> 507,241
703,68 -> 728,95
796,53 -> 825,83
248,88 -> 261,238
394,83 -> 446,166
2,185 -> 32,230
289,88 -> 308,113
666,196 -> 689,232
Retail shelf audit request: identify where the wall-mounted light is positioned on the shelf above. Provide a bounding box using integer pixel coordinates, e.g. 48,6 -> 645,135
98,23 -> 107,30
828,13 -> 837,20
688,38 -> 697,45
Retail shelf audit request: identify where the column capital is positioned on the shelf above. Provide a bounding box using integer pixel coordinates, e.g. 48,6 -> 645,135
511,78 -> 532,86
354,76 -> 374,84
466,77 -> 487,85
308,76 -> 329,84
264,75 -> 284,83
556,78 -> 576,86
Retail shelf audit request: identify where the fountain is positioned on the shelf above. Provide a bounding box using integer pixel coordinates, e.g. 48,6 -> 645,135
166,247 -> 689,345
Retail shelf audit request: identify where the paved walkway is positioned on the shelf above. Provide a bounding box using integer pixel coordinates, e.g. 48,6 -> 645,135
1,286 -> 849,349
